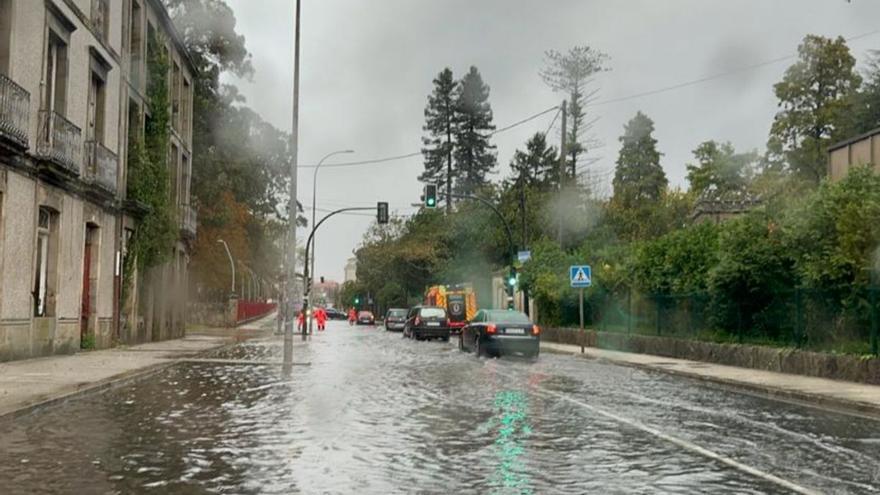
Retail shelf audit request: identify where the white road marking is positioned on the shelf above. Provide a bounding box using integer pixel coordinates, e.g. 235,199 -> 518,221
539,388 -> 821,495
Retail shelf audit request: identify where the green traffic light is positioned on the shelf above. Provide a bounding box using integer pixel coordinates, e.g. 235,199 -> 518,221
508,276 -> 517,287
427,198 -> 436,206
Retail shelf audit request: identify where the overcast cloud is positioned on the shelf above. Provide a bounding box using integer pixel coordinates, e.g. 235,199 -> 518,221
223,0 -> 880,282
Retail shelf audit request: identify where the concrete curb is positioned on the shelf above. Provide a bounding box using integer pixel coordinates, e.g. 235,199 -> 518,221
0,339 -> 241,424
544,345 -> 880,420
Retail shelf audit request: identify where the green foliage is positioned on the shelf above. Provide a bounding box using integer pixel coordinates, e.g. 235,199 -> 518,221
768,35 -> 862,182
707,212 -> 796,335
509,132 -> 559,189
80,334 -> 96,350
631,222 -> 721,294
420,68 -> 458,198
609,112 -> 669,241
686,141 -> 758,195
785,166 -> 880,287
127,32 -> 176,270
853,50 -> 880,135
454,66 -> 497,195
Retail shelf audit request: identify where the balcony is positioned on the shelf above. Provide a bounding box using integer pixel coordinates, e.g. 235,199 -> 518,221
180,204 -> 197,238
37,110 -> 82,176
84,140 -> 118,195
0,73 -> 30,149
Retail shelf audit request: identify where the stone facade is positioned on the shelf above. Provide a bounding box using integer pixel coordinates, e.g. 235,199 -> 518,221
0,0 -> 195,362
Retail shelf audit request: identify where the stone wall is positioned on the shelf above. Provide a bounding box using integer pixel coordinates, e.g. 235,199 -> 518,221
543,328 -> 880,385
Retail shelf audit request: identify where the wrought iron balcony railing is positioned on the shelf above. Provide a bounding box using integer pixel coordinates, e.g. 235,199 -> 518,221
0,73 -> 30,149
84,140 -> 119,194
37,110 -> 82,175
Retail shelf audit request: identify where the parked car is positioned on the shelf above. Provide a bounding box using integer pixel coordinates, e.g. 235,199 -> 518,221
460,309 -> 539,358
357,310 -> 375,325
403,306 -> 450,341
384,308 -> 408,331
326,308 -> 347,320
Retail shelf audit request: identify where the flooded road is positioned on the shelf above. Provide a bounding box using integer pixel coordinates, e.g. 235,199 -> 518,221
1,319 -> 879,494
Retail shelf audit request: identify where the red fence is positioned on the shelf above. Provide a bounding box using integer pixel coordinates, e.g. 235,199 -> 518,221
237,301 -> 277,324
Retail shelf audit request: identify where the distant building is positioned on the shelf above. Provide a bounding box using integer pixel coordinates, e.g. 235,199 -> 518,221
0,0 -> 195,362
344,257 -> 357,282
828,127 -> 880,181
691,190 -> 761,225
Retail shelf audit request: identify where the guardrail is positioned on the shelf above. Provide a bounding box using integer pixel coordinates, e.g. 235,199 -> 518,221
38,110 -> 82,175
84,140 -> 118,194
0,73 -> 30,149
237,301 -> 276,324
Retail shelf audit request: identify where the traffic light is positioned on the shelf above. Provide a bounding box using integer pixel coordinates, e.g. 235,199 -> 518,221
507,268 -> 518,288
377,202 -> 389,224
424,183 -> 438,208
354,296 -> 360,305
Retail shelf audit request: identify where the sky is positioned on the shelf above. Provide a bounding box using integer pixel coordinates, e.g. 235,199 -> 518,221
223,0 -> 880,283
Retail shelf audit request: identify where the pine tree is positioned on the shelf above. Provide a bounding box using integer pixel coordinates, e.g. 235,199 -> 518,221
453,66 -> 496,195
509,132 -> 558,189
541,46 -> 609,181
612,112 -> 667,208
420,68 -> 458,209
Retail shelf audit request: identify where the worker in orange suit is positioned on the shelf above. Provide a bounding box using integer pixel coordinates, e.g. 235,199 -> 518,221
315,307 -> 327,331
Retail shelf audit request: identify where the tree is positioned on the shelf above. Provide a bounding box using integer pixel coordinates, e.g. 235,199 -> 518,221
509,132 -> 558,188
853,50 -> 880,135
453,66 -> 497,196
541,46 -> 609,181
420,68 -> 459,210
686,141 -> 758,195
612,112 -> 667,207
768,35 -> 861,183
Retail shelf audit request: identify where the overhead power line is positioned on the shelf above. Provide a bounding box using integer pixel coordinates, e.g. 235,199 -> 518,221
593,28 -> 880,107
298,105 -> 559,170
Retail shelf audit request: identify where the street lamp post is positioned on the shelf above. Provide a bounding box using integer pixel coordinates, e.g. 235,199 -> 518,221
217,239 -> 235,296
308,149 -> 354,333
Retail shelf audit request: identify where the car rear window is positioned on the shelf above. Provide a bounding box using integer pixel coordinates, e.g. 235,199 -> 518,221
358,311 -> 372,317
419,308 -> 446,318
388,310 -> 407,317
488,311 -> 531,324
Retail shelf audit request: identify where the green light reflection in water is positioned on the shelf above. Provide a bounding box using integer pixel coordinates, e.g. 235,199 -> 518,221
488,390 -> 533,494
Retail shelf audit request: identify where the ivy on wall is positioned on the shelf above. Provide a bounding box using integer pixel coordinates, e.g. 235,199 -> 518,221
125,32 -> 176,278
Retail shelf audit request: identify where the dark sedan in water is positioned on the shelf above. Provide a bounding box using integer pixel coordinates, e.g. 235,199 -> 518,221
460,309 -> 539,358
384,308 -> 408,331
403,306 -> 450,341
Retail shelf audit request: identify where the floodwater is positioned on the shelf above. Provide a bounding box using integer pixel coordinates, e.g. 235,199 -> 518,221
1,320 -> 879,494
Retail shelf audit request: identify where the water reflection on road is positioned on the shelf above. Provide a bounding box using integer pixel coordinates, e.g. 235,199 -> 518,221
1,320 -> 879,494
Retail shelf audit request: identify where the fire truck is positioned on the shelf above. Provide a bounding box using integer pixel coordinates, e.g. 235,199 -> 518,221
425,284 -> 478,333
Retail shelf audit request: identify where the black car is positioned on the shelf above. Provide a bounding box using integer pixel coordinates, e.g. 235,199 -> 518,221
384,308 -> 408,331
403,306 -> 450,341
460,309 -> 539,358
326,308 -> 347,320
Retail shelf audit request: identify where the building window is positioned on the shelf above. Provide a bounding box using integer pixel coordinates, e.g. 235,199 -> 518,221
34,206 -> 59,317
91,0 -> 109,42
128,0 -> 142,87
182,77 -> 191,140
170,143 -> 179,204
172,62 -> 180,130
87,70 -> 106,144
181,153 -> 189,204
0,0 -> 11,75
44,30 -> 69,117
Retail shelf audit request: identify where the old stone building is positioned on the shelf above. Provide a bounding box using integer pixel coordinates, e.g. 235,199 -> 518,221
0,0 -> 195,362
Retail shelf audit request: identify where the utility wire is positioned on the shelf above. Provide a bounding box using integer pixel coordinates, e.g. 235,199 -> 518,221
298,105 -> 559,169
593,28 -> 880,107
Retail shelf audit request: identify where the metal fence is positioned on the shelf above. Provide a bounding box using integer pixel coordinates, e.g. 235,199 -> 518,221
578,286 -> 879,356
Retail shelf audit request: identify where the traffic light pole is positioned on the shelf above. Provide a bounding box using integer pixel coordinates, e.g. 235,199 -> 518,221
301,206 -> 377,335
440,192 -> 517,309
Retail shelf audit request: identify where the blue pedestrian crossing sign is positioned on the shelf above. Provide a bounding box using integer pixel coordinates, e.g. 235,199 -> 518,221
570,265 -> 592,288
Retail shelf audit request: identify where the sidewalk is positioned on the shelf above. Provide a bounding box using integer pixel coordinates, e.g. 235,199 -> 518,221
542,342 -> 880,417
0,313 -> 277,420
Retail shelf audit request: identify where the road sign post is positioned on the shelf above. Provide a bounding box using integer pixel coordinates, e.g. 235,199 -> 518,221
570,265 -> 592,331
